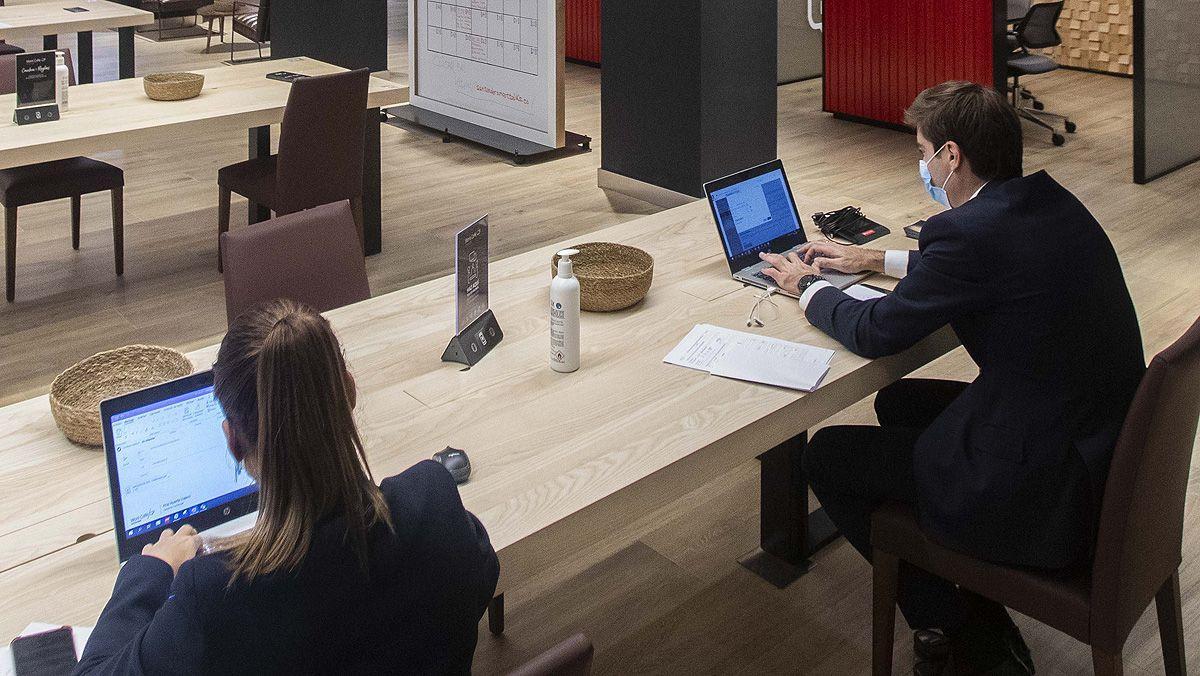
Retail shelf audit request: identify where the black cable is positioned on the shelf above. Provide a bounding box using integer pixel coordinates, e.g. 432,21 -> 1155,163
812,206 -> 866,244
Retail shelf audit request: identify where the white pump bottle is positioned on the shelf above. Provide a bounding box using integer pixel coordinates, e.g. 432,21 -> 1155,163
550,249 -> 580,373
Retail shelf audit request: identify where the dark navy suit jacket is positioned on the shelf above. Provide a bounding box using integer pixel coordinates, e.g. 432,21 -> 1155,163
805,171 -> 1144,568
74,461 -> 499,675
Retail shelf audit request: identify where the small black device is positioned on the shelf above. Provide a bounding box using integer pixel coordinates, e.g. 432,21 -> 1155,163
441,309 -> 503,368
433,447 -> 471,484
63,6 -> 90,12
905,220 -> 926,240
13,105 -> 61,125
265,71 -> 308,83
811,206 -> 890,245
11,626 -> 77,676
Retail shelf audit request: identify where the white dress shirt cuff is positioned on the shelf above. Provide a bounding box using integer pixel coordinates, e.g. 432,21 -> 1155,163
884,250 -> 911,279
798,280 -> 834,310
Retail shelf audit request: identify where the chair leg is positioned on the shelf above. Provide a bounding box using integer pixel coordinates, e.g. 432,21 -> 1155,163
205,18 -> 213,51
5,205 -> 15,302
1156,570 -> 1187,676
218,185 -> 231,273
872,549 -> 900,676
1092,647 -> 1124,676
111,188 -> 124,276
71,195 -> 81,250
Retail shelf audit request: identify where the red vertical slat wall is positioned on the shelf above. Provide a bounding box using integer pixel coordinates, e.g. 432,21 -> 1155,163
824,0 -> 995,126
565,0 -> 601,65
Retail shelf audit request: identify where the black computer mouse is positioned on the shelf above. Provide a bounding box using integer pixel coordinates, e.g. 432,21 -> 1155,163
432,447 -> 471,484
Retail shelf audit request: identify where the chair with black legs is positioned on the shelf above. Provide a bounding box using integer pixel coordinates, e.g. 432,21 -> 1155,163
871,316 -> 1200,675
0,51 -> 124,302
216,68 -> 368,272
1008,1 -> 1077,146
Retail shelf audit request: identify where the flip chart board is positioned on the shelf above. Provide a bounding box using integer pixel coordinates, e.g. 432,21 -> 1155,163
408,0 -> 565,148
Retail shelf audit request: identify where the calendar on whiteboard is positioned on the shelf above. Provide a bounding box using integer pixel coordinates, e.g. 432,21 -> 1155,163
409,0 -> 564,148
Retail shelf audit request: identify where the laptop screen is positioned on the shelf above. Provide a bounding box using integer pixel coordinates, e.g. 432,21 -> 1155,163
708,166 -> 802,259
103,373 -> 258,560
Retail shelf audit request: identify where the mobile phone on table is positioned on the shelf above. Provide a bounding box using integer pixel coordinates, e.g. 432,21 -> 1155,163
265,71 -> 308,83
11,626 -> 77,676
904,220 -> 926,240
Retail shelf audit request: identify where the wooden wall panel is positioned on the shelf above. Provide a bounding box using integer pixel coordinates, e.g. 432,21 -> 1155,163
1053,0 -> 1133,75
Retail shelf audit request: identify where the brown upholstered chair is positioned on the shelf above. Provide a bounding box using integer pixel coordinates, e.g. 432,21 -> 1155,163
220,200 -> 370,325
230,0 -> 269,63
870,316 -> 1200,675
0,51 -> 124,302
506,634 -> 594,676
216,67 -> 368,272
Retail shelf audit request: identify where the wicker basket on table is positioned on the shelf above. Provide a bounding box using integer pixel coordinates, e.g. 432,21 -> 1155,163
50,345 -> 194,447
551,242 -> 654,312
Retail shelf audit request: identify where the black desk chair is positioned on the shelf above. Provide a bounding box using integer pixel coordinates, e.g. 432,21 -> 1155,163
0,51 -> 124,302
1007,1 -> 1076,146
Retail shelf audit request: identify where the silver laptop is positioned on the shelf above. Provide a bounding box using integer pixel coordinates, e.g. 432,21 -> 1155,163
704,159 -> 868,297
101,371 -> 258,563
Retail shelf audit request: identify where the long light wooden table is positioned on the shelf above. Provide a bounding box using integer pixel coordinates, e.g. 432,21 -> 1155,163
0,191 -> 958,638
0,0 -> 154,83
0,56 -> 409,254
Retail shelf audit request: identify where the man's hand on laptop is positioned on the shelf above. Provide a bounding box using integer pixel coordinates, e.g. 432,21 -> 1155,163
798,242 -> 885,275
759,251 -> 820,296
142,525 -> 202,575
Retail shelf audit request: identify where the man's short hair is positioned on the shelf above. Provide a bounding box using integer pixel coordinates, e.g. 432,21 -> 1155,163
904,81 -> 1023,182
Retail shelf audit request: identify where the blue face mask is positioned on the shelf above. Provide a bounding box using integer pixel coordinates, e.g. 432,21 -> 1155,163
919,142 -> 954,208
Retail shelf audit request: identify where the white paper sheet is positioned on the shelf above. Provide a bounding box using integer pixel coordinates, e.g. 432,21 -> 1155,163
1,623 -> 93,676
664,324 -> 834,392
844,284 -> 887,301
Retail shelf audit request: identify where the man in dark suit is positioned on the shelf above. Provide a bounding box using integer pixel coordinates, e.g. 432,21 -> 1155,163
760,81 -> 1144,674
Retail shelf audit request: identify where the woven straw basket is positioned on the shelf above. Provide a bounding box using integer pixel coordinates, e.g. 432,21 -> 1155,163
551,242 -> 654,312
50,345 -> 194,447
143,72 -> 205,101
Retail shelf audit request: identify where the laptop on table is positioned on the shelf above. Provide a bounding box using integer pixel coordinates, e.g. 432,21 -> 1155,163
704,159 -> 869,298
101,371 -> 258,563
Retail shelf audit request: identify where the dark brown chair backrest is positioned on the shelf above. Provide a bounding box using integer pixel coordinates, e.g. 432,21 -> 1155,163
220,200 -> 370,325
274,68 -> 369,216
0,49 -> 76,96
1090,316 -> 1200,648
505,634 -> 594,676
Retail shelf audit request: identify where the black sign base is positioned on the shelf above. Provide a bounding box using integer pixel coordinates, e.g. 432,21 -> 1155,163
442,310 -> 503,367
14,104 -> 60,125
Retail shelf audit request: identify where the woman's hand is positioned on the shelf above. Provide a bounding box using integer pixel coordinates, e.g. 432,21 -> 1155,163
797,242 -> 885,274
142,526 -> 202,575
758,251 -> 821,296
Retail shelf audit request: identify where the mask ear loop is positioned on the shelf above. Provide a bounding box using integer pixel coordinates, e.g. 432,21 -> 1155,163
932,142 -> 956,200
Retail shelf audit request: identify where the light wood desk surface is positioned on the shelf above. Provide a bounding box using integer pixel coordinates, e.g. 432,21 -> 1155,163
0,57 -> 409,171
0,0 -> 152,40
0,192 -> 957,637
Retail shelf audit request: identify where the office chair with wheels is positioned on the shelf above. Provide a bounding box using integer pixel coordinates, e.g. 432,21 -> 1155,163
870,315 -> 1200,675
1008,1 -> 1075,146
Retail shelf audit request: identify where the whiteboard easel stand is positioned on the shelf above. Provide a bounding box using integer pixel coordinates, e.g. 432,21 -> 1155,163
386,103 -> 590,165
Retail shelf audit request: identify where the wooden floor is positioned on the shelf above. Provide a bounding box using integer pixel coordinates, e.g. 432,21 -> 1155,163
3,6 -> 1198,674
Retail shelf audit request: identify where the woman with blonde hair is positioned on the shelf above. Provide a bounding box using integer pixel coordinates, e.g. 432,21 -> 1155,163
77,299 -> 499,675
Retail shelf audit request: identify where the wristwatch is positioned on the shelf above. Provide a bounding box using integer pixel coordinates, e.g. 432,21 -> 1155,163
797,274 -> 826,293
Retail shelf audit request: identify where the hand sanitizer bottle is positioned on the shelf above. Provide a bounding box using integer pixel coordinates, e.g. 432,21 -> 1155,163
55,51 -> 69,113
550,249 -> 581,373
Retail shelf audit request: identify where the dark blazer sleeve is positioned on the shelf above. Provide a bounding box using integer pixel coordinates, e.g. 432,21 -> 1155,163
907,249 -> 921,274
73,556 -> 206,675
805,220 -> 991,358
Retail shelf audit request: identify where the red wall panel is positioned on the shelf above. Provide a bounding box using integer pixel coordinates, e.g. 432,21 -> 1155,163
566,0 -> 601,65
824,0 -> 997,126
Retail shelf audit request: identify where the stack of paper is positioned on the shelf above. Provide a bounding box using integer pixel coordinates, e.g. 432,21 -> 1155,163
664,324 -> 835,392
